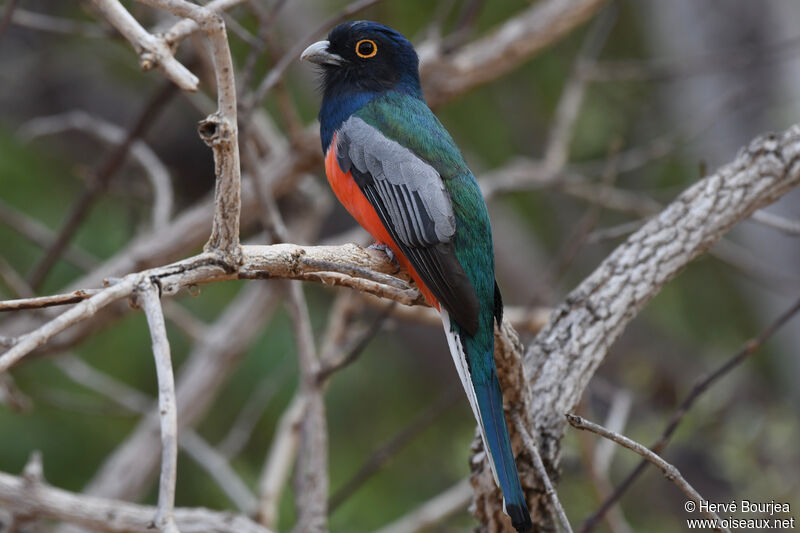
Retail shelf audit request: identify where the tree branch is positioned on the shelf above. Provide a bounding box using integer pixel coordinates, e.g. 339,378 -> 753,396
89,0 -> 198,90
566,415 -> 728,533
0,470 -> 274,533
138,282 -> 180,533
525,124 -> 800,465
420,0 -> 609,107
136,0 -> 242,262
493,126 -> 800,529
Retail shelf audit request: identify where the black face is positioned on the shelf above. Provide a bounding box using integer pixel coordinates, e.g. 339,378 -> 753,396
320,21 -> 420,95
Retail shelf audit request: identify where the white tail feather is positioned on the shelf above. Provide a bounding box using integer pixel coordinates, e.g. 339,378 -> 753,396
440,310 -> 500,488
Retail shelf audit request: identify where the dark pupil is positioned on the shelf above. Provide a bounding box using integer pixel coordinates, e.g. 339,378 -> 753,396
358,41 -> 374,56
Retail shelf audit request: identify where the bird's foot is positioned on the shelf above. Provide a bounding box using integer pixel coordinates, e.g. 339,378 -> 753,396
368,242 -> 397,265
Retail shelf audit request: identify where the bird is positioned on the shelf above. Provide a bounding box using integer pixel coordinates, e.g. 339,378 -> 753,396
301,21 -> 533,533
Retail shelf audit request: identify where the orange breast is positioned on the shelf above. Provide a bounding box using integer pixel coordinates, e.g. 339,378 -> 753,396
325,134 -> 439,309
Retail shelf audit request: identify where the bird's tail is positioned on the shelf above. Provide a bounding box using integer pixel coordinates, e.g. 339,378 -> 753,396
441,310 -> 533,533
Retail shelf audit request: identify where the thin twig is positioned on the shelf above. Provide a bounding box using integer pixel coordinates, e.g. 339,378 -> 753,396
580,294 -> 800,532
136,0 -> 243,261
329,387 -> 460,511
0,290 -> 103,312
90,0 -> 199,90
161,0 -> 250,46
284,281 -> 327,533
256,393 -> 306,528
573,402 -> 632,533
26,82 -> 176,289
19,110 -> 174,230
0,278 -> 138,374
180,430 -> 257,514
372,478 -> 473,533
246,0 -> 385,112
316,301 -> 395,383
0,198 -> 98,272
76,283 -> 280,511
541,6 -> 616,179
138,282 -> 180,533
217,362 -> 292,459
0,257 -> 35,299
566,414 -> 729,533
750,209 -> 800,236
512,411 -> 573,533
0,373 -> 31,412
0,469 -> 275,533
7,8 -> 105,37
53,354 -> 151,414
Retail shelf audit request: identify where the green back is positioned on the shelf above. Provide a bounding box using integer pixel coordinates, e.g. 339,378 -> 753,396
356,93 -> 497,378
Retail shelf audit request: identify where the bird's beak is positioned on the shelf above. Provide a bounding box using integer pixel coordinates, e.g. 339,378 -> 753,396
301,40 -> 344,66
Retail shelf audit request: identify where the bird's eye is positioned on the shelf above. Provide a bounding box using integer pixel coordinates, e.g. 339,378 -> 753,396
355,39 -> 377,58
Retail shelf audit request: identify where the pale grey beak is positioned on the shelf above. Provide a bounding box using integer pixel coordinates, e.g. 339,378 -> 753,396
300,40 -> 344,66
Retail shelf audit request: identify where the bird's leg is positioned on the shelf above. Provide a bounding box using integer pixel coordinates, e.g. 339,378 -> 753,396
368,242 -> 396,264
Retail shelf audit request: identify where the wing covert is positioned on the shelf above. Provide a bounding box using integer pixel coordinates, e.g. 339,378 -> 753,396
336,116 -> 480,334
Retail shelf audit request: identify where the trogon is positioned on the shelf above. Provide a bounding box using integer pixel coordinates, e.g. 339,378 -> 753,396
302,21 -> 533,532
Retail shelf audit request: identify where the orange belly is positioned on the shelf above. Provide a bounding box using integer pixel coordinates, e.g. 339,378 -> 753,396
325,135 -> 439,309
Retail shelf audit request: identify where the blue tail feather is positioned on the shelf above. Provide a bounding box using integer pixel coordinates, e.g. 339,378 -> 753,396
441,310 -> 532,532
474,377 -> 533,533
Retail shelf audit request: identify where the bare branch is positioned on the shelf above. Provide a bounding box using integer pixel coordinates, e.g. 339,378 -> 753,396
0,470 -> 275,533
420,0 -> 609,107
511,412 -> 573,533
0,277 -> 138,374
8,8 -> 105,37
750,209 -> 800,236
0,290 -> 103,312
136,0 -> 243,262
566,415 -> 728,533
54,354 -> 152,414
0,198 -> 98,272
89,0 -> 199,90
0,243 -> 419,375
541,6 -> 615,179
161,0 -> 249,46
524,125 -> 800,469
20,110 -> 174,230
138,282 -> 180,533
284,281 -> 328,533
180,430 -> 257,514
372,478 -> 473,533
246,0 -> 385,110
581,294 -> 800,532
82,283 -> 279,504
217,364 -> 292,459
329,388 -> 459,511
360,293 -> 551,335
25,82 -> 176,289
51,349 -> 258,517
256,393 -> 305,528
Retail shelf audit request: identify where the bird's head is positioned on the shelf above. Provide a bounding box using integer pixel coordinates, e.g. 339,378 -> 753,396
301,21 -> 423,100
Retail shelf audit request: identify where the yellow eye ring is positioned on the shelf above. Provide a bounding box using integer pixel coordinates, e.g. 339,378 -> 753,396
355,39 -> 378,58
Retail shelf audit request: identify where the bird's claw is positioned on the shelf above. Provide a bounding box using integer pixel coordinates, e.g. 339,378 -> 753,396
368,242 -> 397,264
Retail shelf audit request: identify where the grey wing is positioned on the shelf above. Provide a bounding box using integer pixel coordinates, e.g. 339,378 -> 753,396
336,116 -> 480,334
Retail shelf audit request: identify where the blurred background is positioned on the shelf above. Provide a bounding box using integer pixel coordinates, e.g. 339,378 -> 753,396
0,1 -> 799,532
